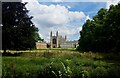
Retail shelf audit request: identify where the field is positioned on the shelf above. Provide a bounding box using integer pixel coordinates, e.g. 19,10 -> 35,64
1,49 -> 120,78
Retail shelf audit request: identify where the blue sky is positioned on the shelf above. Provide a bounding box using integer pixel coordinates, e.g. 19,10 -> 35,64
23,0 -> 119,42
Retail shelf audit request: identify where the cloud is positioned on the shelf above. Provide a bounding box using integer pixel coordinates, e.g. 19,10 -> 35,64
22,0 -> 108,2
106,0 -> 120,9
22,0 -> 38,2
67,5 -> 71,9
85,15 -> 91,21
23,0 -> 90,42
37,0 -> 108,2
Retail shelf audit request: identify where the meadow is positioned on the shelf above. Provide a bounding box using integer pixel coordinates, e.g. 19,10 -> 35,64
1,49 -> 120,78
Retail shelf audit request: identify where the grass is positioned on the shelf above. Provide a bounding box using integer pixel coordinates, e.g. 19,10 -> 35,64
0,55 -> 2,78
2,49 -> 120,78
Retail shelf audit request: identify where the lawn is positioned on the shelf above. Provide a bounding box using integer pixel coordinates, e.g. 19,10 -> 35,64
1,49 -> 120,78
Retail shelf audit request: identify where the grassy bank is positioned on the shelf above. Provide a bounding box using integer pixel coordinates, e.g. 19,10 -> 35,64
2,50 -> 120,78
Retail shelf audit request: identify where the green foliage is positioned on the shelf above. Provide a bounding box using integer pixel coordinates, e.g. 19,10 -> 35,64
78,3 -> 120,52
2,2 -> 41,51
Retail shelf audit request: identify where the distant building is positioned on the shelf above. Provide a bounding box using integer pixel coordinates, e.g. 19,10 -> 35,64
60,41 -> 79,48
36,31 -> 78,49
36,41 -> 47,49
49,31 -> 66,48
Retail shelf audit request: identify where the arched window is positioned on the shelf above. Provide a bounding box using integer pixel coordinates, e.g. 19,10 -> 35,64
53,39 -> 56,44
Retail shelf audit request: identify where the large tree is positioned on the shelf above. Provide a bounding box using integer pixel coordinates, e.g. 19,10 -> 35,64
78,3 -> 120,52
2,2 -> 41,52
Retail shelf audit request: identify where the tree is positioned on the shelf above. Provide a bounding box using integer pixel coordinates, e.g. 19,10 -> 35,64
2,2 -> 41,52
78,20 -> 95,51
78,2 -> 120,52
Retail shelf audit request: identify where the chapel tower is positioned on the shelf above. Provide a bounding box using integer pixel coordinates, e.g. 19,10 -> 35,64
56,31 -> 59,48
50,31 -> 53,48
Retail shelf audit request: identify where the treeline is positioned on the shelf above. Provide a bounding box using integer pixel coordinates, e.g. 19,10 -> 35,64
77,3 -> 120,52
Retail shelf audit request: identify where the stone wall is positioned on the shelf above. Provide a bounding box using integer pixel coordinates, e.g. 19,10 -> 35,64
36,42 -> 47,49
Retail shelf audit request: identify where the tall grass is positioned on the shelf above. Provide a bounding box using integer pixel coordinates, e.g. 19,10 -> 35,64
2,50 -> 120,78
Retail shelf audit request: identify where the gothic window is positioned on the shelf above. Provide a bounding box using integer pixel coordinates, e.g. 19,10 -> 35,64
53,39 -> 56,44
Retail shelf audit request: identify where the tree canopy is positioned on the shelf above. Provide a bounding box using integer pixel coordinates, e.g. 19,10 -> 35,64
77,3 -> 120,53
2,2 -> 41,51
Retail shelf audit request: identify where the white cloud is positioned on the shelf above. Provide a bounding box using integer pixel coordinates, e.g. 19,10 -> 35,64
106,0 -> 120,9
22,0 -> 38,2
67,5 -> 71,9
85,15 -> 91,21
22,0 -> 108,2
69,11 -> 86,20
23,0 -> 89,42
37,0 -> 108,2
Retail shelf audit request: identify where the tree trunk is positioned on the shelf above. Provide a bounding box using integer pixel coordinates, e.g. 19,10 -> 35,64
3,49 -> 6,54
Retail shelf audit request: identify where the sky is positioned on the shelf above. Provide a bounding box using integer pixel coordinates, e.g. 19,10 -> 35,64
22,0 -> 119,42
